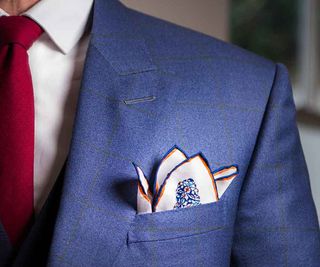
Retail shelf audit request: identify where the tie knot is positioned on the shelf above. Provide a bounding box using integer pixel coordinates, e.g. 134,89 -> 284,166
0,16 -> 44,50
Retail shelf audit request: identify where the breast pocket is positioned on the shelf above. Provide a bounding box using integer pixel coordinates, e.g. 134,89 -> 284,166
128,199 -> 227,243
121,200 -> 232,267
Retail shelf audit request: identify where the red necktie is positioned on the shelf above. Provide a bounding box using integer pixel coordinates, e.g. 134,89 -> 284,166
0,16 -> 43,246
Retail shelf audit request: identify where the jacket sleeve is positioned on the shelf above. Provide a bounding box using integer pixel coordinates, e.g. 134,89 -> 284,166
231,63 -> 320,266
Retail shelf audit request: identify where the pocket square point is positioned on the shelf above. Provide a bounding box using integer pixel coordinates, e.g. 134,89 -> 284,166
134,146 -> 239,214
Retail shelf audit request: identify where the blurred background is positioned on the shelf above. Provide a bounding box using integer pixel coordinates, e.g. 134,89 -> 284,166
121,0 -> 320,219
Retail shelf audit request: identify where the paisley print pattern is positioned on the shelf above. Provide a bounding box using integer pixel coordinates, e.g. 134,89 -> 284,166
174,178 -> 201,209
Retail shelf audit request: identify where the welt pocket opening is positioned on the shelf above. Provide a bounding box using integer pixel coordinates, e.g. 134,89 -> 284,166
127,200 -> 226,244
128,225 -> 227,244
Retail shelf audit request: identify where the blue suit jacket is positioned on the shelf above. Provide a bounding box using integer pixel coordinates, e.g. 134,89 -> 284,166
1,0 -> 319,266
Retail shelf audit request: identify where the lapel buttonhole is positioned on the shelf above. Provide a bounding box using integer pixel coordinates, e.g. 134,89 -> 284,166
123,96 -> 156,105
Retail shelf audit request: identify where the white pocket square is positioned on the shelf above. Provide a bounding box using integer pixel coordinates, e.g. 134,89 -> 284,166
133,146 -> 239,214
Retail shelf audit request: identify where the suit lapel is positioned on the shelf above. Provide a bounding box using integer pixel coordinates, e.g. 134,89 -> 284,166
47,1 -> 160,265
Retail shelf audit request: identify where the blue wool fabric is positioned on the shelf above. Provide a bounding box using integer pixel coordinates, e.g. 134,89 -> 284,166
0,0 -> 319,266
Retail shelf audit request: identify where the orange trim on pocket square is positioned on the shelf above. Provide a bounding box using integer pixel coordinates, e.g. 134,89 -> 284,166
133,146 -> 239,214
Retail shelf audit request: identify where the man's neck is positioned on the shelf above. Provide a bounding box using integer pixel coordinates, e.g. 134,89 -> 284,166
0,0 -> 39,15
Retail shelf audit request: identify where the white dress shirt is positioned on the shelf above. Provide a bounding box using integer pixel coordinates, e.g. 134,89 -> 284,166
0,0 -> 93,213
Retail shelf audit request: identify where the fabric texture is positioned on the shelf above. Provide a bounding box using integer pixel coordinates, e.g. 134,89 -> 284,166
11,164 -> 66,267
230,64 -> 320,266
0,16 -> 43,246
0,0 -> 92,213
0,163 -> 66,267
0,0 -> 319,266
46,1 -> 319,266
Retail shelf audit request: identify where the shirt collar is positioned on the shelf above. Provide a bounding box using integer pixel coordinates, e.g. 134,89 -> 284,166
18,0 -> 93,54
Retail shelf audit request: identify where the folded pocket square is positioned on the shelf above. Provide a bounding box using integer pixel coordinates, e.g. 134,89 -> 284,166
133,146 -> 239,214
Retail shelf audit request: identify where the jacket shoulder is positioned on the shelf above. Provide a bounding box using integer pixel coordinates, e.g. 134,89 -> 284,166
130,9 -> 277,107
